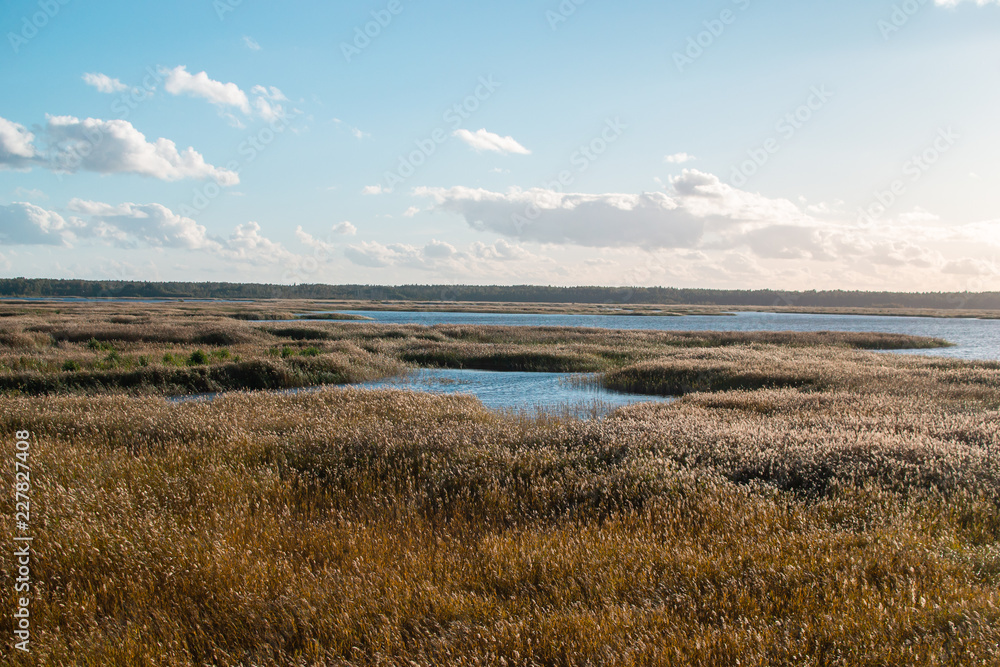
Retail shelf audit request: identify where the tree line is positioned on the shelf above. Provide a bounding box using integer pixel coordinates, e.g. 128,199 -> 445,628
1,278 -> 998,310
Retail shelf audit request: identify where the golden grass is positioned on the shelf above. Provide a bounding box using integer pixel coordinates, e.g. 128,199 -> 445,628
0,302 -> 997,665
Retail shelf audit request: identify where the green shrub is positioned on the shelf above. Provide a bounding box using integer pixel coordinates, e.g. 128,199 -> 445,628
188,350 -> 210,366
87,338 -> 114,352
62,360 -> 81,372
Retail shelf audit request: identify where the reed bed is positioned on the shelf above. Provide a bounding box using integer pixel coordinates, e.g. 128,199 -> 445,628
0,302 -> 997,665
0,302 -> 952,396
1,380 -> 998,665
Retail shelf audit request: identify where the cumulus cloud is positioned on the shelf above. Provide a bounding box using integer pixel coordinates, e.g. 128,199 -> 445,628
223,222 -> 293,263
453,129 -> 531,155
295,226 -> 338,254
345,238 -> 549,274
416,171 -> 820,252
361,184 -> 386,195
333,221 -> 357,236
82,73 -> 128,93
415,186 -> 705,249
0,202 -> 78,246
44,115 -> 239,184
163,66 -> 251,113
0,117 -> 40,169
414,170 -> 1000,278
68,199 -> 219,250
162,67 -> 291,125
3,199 -> 298,268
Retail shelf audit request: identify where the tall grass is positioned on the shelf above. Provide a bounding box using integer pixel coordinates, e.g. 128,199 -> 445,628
1,380 -> 998,664
0,301 -> 996,664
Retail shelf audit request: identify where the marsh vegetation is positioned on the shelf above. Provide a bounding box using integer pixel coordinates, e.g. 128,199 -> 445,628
0,301 -> 997,665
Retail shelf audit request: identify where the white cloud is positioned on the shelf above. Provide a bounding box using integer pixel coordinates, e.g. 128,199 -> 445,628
470,239 -> 537,262
0,117 -> 39,168
46,116 -> 240,186
333,221 -> 357,236
251,85 -> 287,122
664,152 -> 695,164
0,202 -> 78,246
345,238 -> 550,274
403,206 -> 421,218
68,199 -> 219,250
345,240 -> 458,269
44,115 -> 239,185
344,241 -> 403,268
223,222 -> 294,263
415,183 -> 709,249
82,73 -> 128,94
163,66 -> 251,114
0,114 -> 235,184
243,36 -> 261,51
413,170 -> 1000,279
1,199 -> 320,272
453,129 -> 531,155
361,184 -> 386,195
295,226 -> 338,253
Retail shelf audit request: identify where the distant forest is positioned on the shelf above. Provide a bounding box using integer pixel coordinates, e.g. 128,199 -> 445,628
1,278 -> 999,310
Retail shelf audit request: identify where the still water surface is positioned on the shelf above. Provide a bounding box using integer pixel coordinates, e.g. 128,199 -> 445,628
327,310 -> 1000,362
350,368 -> 673,417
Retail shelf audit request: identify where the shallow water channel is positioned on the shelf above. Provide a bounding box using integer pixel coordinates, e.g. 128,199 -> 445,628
349,368 -> 674,417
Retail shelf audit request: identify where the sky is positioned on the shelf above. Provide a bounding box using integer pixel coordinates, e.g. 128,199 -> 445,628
1,0 -> 999,291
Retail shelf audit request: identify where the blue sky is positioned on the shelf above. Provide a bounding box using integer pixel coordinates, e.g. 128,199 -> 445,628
2,0 -> 999,290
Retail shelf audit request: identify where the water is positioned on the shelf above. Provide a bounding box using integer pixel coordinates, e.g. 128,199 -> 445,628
350,368 -> 673,417
319,310 -> 1000,361
172,369 -> 672,418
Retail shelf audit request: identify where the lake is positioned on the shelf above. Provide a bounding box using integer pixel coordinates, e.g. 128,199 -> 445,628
322,310 -> 1000,362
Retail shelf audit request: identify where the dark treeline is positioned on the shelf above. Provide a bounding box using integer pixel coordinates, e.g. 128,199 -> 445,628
1,278 -> 999,310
